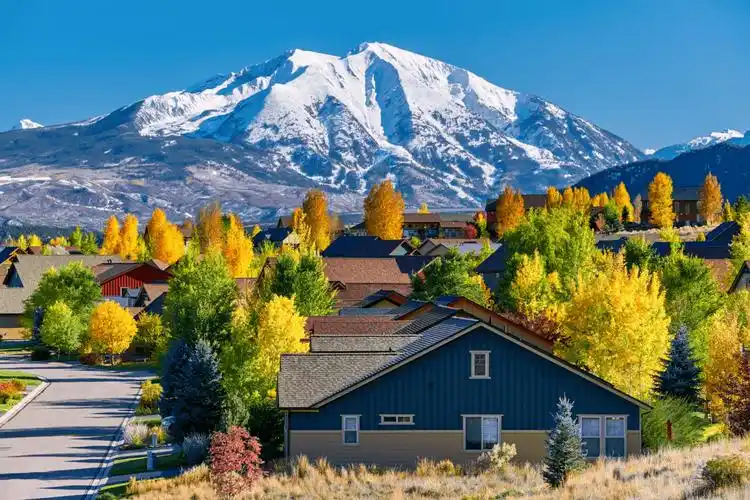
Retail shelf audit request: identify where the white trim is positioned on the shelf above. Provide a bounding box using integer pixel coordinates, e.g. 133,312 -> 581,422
470,350 -> 491,379
341,415 -> 360,445
462,414 -> 502,452
577,414 -> 628,459
379,414 -> 415,425
313,322 -> 649,410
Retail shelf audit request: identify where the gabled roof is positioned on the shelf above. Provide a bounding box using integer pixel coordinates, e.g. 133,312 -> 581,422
140,283 -> 169,304
305,316 -> 409,336
322,236 -> 413,258
359,289 -> 409,307
474,245 -> 506,274
309,335 -> 420,353
253,227 -> 296,246
729,261 -> 750,293
705,221 -> 740,244
323,257 -> 434,284
0,247 -> 19,265
92,262 -> 143,283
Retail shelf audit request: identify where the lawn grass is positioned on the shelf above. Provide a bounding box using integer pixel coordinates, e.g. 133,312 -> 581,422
0,370 -> 42,413
132,415 -> 161,426
110,452 -> 184,477
97,481 -> 129,498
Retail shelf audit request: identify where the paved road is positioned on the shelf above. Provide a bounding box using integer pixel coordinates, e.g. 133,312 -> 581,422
0,356 -> 148,500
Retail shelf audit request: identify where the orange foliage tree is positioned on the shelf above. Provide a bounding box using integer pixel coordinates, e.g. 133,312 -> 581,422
699,172 -> 723,225
223,213 -> 253,277
146,208 -> 185,265
100,215 -> 121,255
648,172 -> 675,228
496,186 -> 525,235
363,180 -> 405,239
302,189 -> 331,251
546,187 -> 563,208
198,202 -> 224,252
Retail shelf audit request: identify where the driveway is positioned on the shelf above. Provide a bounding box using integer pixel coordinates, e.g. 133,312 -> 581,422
0,356 -> 148,499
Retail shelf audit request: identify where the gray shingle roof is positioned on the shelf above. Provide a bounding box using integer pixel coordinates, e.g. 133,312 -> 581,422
310,335 -> 420,353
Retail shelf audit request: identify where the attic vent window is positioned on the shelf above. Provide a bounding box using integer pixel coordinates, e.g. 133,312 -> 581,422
470,351 -> 490,379
379,414 -> 414,425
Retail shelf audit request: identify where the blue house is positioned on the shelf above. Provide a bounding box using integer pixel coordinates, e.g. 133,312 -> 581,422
278,310 -> 649,465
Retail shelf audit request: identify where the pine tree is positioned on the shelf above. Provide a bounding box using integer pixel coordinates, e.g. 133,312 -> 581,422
118,214 -> 140,260
496,186 -> 525,235
363,180 -> 405,239
543,396 -> 585,488
656,327 -> 700,404
170,340 -> 226,440
302,189 -> 331,251
648,172 -> 675,228
160,339 -> 191,418
100,215 -> 120,255
699,173 -> 723,225
546,187 -> 563,208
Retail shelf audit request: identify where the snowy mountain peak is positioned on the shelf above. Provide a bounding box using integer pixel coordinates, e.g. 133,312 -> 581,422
648,129 -> 748,160
11,119 -> 43,130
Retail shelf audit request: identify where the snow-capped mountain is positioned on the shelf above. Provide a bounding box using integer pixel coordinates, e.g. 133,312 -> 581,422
646,129 -> 749,161
10,119 -> 43,131
0,42 -> 643,229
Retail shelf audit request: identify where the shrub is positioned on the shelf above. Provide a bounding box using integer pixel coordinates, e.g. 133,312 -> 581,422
8,379 -> 26,392
123,422 -> 150,448
701,455 -> 750,490
643,397 -> 710,450
209,426 -> 264,497
415,458 -> 462,477
30,346 -> 51,361
139,380 -> 162,413
0,381 -> 23,403
182,433 -> 210,466
477,442 -> 517,472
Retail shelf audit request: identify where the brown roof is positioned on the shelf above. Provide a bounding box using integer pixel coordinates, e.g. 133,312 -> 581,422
439,220 -> 468,228
91,262 -> 143,283
141,283 -> 169,303
323,258 -> 415,284
306,317 -> 409,336
334,283 -> 413,307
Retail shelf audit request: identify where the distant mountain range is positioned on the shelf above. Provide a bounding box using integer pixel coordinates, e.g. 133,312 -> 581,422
0,42 -> 643,229
645,129 -> 750,161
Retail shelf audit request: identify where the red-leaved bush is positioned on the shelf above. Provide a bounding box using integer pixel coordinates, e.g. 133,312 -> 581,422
0,380 -> 24,403
209,426 -> 264,497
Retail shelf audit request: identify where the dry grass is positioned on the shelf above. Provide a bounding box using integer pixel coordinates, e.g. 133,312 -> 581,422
130,438 -> 750,500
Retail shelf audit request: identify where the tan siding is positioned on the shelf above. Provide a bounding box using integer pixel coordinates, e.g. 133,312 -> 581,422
0,314 -> 25,339
627,430 -> 641,456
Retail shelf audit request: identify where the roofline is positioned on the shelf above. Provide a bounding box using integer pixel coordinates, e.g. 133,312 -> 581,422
306,321 -> 650,410
729,261 -> 750,293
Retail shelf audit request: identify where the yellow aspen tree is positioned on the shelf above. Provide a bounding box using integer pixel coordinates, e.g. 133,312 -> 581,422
250,224 -> 262,238
198,202 -> 224,251
699,172 -> 723,225
613,182 -> 635,222
418,202 -> 429,214
595,192 -> 610,208
302,189 -> 331,251
562,186 -> 574,207
558,252 -> 670,401
146,208 -> 168,245
253,295 -> 307,389
648,172 -> 675,228
147,208 -> 185,265
633,194 -> 643,223
509,251 -> 561,322
572,187 -> 591,212
16,234 -> 28,251
117,214 -> 139,260
223,213 -> 253,277
703,307 -> 744,420
496,186 -> 525,235
723,200 -> 734,222
546,187 -> 563,208
28,234 -> 43,247
100,216 -> 121,255
291,207 -> 313,250
363,180 -> 405,239
89,301 -> 138,364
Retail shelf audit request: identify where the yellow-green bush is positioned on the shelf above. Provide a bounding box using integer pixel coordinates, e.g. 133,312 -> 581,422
701,455 -> 750,489
140,380 -> 162,412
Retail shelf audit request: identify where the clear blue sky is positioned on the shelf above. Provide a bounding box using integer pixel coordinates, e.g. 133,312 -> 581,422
2,0 -> 748,149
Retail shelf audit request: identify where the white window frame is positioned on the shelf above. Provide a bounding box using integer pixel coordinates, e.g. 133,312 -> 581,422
462,414 -> 502,452
341,415 -> 360,446
578,415 -> 628,459
470,350 -> 491,379
379,414 -> 415,426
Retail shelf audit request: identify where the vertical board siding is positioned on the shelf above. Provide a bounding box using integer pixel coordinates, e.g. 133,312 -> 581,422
291,327 -> 641,432
100,266 -> 170,297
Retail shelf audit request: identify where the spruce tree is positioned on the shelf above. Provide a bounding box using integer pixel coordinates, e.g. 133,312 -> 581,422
170,340 -> 226,440
543,396 -> 585,488
159,339 -> 190,418
656,327 -> 700,404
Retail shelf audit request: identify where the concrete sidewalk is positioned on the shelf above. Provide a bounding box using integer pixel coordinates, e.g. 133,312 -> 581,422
0,357 -> 149,499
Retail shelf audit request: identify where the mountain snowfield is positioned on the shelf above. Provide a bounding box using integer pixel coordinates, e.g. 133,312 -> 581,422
10,119 -> 43,130
646,129 -> 750,160
0,42 -> 644,228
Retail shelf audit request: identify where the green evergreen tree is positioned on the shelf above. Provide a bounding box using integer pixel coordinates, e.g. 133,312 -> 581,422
170,340 -> 226,440
159,339 -> 190,418
656,327 -> 700,404
734,195 -> 750,220
543,396 -> 585,488
80,232 -> 99,254
260,253 -> 336,315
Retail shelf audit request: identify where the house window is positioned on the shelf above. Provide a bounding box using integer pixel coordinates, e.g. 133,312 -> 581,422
379,414 -> 414,425
579,416 -> 627,458
341,415 -> 359,445
470,351 -> 490,379
463,415 -> 501,451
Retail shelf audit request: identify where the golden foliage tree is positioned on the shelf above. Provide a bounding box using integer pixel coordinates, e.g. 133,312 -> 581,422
363,180 -> 405,239
723,200 -> 735,222
509,251 -> 562,323
198,202 -> 224,252
613,182 -> 635,222
118,214 -> 140,260
546,187 -> 563,209
302,189 -> 331,251
100,215 -> 120,255
223,213 -> 253,278
496,186 -> 525,235
89,301 -> 138,363
571,187 -> 591,212
418,202 -> 429,214
146,208 -> 185,265
16,234 -> 28,251
253,295 -> 308,391
558,252 -> 670,400
699,173 -> 723,225
561,187 -> 574,207
648,172 -> 675,228
291,207 -> 313,250
592,192 -> 609,208
250,224 -> 262,238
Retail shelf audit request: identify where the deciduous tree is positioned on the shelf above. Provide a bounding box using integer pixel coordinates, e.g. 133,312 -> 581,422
508,251 -> 561,323
118,214 -> 139,260
410,250 -> 491,307
88,301 -> 138,363
562,187 -> 574,207
660,251 -> 722,334
209,426 -> 264,497
302,189 -> 331,251
571,187 -> 591,212
81,232 -> 99,254
135,312 -> 168,357
23,262 -> 101,327
69,226 -> 83,248
223,214 -> 253,277
613,182 -> 634,222
100,216 -> 120,255
418,202 -> 429,214
40,301 -> 84,355
546,187 -> 563,208
648,172 -> 675,228
28,234 -> 42,247
363,180 -> 405,239
15,234 -> 28,251
633,194 -> 643,223
496,186 -> 525,235
723,200 -> 735,222
198,202 -> 224,252
260,253 -> 335,316
558,252 -> 670,400
699,173 -> 723,225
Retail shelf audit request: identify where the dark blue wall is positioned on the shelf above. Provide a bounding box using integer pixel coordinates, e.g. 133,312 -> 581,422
290,326 -> 641,431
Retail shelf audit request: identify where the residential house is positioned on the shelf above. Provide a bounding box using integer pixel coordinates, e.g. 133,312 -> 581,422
322,236 -> 415,258
278,303 -> 647,466
277,215 -> 345,237
474,245 -> 507,291
729,261 -> 750,293
417,239 -> 499,257
485,194 -> 547,233
253,227 -> 301,250
347,214 -> 474,240
402,213 -> 442,239
92,261 -> 172,307
640,187 -> 701,224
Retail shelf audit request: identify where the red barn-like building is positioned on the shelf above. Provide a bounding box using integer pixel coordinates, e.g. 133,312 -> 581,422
93,261 -> 172,306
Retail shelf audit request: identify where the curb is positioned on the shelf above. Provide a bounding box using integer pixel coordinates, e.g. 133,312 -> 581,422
84,379 -> 145,500
0,375 -> 49,429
